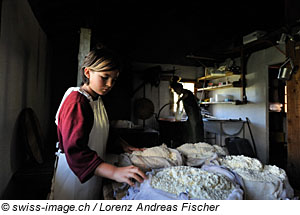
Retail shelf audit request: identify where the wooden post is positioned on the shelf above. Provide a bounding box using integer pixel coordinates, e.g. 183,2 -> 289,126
77,28 -> 91,86
286,40 -> 300,190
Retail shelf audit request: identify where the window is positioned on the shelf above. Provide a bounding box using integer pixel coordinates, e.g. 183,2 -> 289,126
172,82 -> 195,112
284,85 -> 287,113
0,0 -> 2,37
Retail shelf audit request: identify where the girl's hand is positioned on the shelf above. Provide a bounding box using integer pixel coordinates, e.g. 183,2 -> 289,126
112,165 -> 147,186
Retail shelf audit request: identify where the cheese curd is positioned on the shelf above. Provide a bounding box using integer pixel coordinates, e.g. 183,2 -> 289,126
215,155 -> 288,182
150,166 -> 235,200
216,155 -> 263,171
214,155 -> 294,199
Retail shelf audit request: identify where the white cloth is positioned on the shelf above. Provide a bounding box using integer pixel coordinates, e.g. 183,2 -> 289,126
118,144 -> 183,172
176,142 -> 228,167
51,87 -> 109,200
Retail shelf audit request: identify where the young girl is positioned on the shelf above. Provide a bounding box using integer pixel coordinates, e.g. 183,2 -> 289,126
50,47 -> 147,199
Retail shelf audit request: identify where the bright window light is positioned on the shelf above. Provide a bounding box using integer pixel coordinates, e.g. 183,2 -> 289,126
284,85 -> 287,113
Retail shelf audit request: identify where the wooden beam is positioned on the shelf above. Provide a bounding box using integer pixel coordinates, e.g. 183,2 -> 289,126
77,28 -> 91,86
286,40 -> 300,190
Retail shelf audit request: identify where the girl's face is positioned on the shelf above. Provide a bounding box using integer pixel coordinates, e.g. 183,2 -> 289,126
85,68 -> 119,96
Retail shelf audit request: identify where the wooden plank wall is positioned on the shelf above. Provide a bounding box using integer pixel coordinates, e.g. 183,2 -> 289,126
286,41 -> 300,190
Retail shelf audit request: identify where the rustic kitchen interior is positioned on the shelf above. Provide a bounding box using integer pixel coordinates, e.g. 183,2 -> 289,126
1,0 -> 300,200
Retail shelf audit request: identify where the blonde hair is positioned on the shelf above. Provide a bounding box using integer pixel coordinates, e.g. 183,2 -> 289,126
81,46 -> 121,85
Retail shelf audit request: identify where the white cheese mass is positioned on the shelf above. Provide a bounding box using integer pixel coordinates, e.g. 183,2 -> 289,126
215,155 -> 286,182
150,166 -> 235,200
216,155 -> 263,171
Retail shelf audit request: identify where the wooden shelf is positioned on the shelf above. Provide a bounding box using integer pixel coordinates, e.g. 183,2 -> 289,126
197,84 -> 235,91
197,71 -> 238,81
200,101 -> 237,105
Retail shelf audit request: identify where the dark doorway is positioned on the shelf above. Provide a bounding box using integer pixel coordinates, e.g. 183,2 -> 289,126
268,65 -> 287,169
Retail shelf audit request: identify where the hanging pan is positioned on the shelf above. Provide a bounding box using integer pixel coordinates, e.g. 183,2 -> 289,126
134,98 -> 155,120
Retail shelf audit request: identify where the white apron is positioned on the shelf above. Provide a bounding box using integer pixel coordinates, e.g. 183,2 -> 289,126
50,87 -> 109,200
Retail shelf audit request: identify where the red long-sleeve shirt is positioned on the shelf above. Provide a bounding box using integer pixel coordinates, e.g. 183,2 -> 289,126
57,91 -> 103,183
